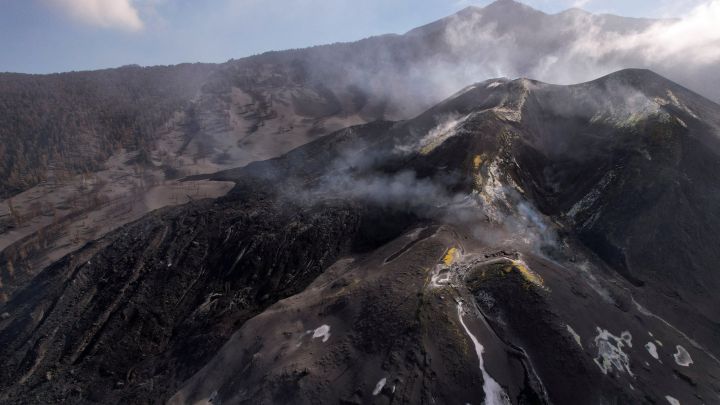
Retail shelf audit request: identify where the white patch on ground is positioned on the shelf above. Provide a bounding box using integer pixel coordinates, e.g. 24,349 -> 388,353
454,84 -> 479,97
429,247 -> 462,289
566,170 -> 615,225
645,342 -> 660,361
487,81 -> 504,88
417,114 -> 470,155
476,158 -> 517,223
664,90 -> 699,119
430,269 -> 452,288
665,395 -> 681,405
566,325 -> 583,348
591,91 -> 671,128
632,297 -> 720,366
430,264 -> 454,288
673,345 -> 693,367
593,327 -> 633,376
457,302 -> 511,405
312,325 -> 331,343
372,377 -> 386,396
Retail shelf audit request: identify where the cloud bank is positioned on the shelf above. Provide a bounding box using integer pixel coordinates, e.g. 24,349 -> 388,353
601,0 -> 720,65
437,0 -> 720,98
48,0 -> 144,31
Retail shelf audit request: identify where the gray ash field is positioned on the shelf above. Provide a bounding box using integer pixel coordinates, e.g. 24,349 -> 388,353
1,68 -> 719,404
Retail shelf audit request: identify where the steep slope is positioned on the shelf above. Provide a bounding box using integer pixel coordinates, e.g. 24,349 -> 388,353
1,69 -> 719,404
0,0 -> 680,200
0,64 -> 216,199
1,1 -> 709,302
514,70 -> 720,319
192,0 -> 667,168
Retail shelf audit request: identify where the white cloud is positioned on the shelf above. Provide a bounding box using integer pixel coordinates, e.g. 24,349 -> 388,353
616,0 -> 720,65
565,0 -> 720,66
571,0 -> 592,8
48,0 -> 144,31
424,0 -> 720,102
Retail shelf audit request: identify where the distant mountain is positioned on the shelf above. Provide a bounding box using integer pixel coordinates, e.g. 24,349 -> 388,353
2,69 -> 719,405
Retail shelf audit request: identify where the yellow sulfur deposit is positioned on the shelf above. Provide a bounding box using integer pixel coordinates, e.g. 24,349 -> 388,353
504,260 -> 544,287
443,248 -> 458,266
420,143 -> 437,155
472,155 -> 485,189
473,155 -> 483,170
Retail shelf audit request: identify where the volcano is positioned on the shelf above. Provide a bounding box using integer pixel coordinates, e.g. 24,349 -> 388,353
2,1 -> 717,308
1,68 -> 719,405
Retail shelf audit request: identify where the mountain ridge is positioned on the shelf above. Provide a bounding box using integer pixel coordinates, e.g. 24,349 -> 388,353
0,1 -> 695,201
2,68 -> 719,404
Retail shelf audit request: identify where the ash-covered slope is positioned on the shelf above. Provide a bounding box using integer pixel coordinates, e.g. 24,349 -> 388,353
2,1 -> 712,297
0,64 -> 216,199
0,0 -> 686,200
192,0 -> 666,169
2,69 -> 720,405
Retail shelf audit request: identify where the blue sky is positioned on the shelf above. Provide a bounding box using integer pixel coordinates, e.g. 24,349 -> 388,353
0,0 -> 708,74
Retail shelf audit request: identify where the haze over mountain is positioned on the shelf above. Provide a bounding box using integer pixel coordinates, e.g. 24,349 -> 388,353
1,1 -> 720,405
3,67 -> 719,405
6,0 -> 700,290
3,0 -> 720,200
